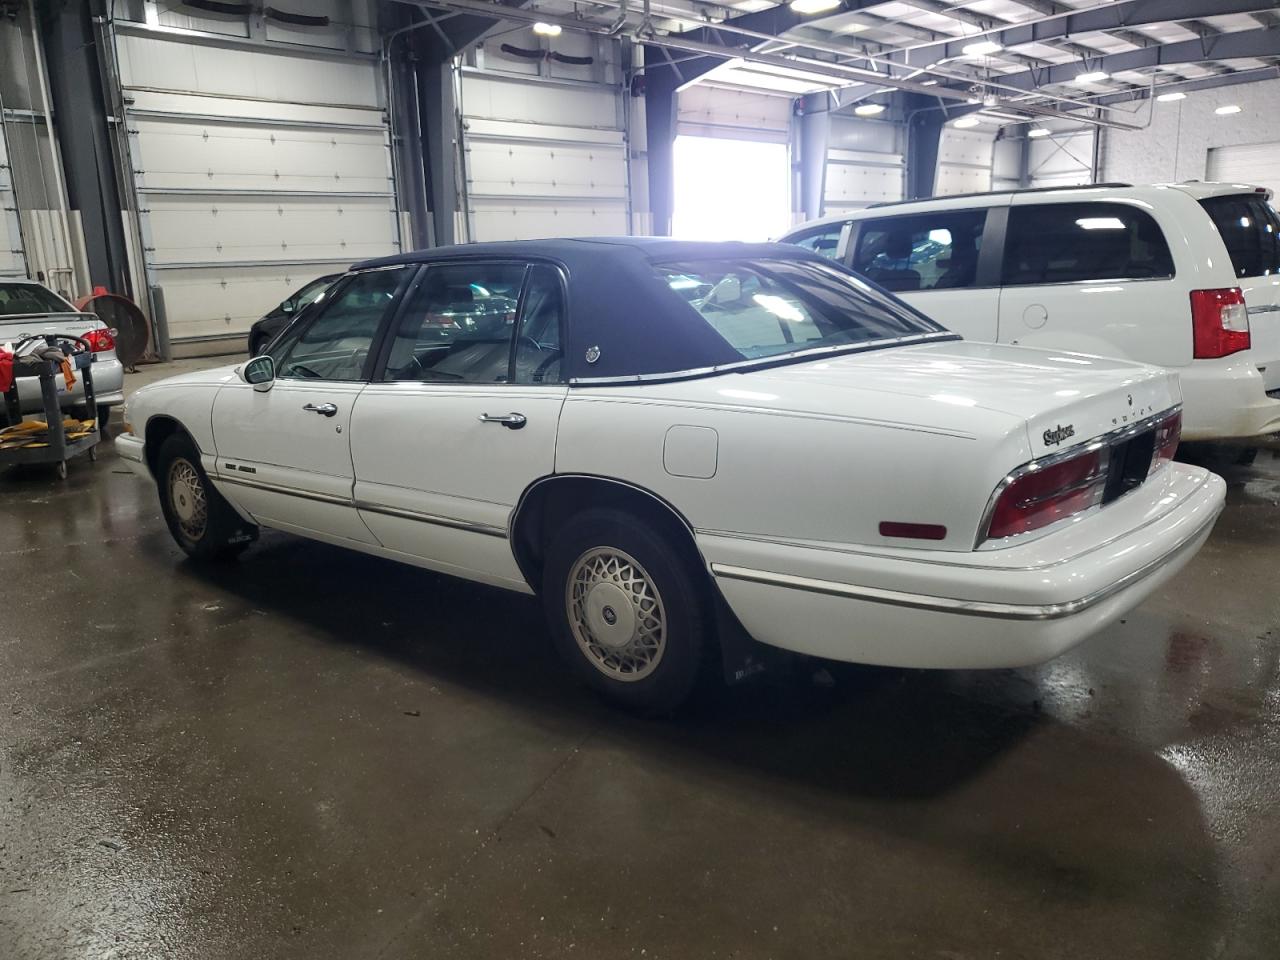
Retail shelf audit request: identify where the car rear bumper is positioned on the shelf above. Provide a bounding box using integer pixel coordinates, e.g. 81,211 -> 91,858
13,355 -> 125,413
1178,354 -> 1280,441
699,463 -> 1225,669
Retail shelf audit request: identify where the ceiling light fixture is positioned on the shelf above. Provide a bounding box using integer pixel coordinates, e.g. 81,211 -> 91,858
953,116 -> 982,128
1028,127 -> 1050,138
1156,91 -> 1187,102
789,0 -> 842,15
962,40 -> 1003,57
1215,104 -> 1242,115
1075,70 -> 1109,83
532,21 -> 562,36
854,103 -> 886,117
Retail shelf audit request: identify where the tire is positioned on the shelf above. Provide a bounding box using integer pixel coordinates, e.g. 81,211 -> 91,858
542,508 -> 710,713
156,433 -> 255,561
97,405 -> 112,439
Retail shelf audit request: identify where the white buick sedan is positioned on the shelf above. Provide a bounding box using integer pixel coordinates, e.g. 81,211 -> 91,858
118,239 -> 1226,710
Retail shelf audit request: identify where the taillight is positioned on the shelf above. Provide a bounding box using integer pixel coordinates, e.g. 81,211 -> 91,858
82,328 -> 116,353
1148,408 -> 1182,475
982,446 -> 1108,542
1191,288 -> 1249,359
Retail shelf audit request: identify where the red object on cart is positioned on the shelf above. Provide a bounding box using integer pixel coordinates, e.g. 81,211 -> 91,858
0,349 -> 13,395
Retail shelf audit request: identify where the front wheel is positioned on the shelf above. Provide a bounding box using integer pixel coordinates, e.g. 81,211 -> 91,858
156,433 -> 255,561
542,509 -> 710,713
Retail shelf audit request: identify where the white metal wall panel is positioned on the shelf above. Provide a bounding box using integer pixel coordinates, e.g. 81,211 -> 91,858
1028,131 -> 1094,189
461,65 -> 628,242
116,20 -> 397,344
1208,142 -> 1280,198
935,129 -> 995,196
824,148 -> 904,211
0,129 -> 25,277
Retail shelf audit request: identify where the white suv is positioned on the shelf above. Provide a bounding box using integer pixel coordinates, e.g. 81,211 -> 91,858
782,182 -> 1280,442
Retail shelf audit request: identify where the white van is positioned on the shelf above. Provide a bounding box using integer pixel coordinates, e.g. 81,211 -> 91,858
781,183 -> 1280,442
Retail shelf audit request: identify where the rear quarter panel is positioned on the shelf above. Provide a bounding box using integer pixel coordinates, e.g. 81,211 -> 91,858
555,381 -> 1031,551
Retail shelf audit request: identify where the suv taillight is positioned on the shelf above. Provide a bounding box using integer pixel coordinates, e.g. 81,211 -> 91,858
1191,288 -> 1249,359
983,445 -> 1108,542
82,328 -> 116,353
1149,408 -> 1182,475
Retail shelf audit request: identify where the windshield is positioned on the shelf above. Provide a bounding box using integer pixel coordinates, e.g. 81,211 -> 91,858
1200,194 -> 1280,278
653,258 -> 950,362
0,282 -> 75,317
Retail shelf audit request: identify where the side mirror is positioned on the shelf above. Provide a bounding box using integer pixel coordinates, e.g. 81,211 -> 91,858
240,355 -> 276,392
281,299 -> 296,315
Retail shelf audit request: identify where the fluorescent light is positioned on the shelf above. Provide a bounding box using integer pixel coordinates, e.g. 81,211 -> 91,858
1215,104 -> 1242,115
790,0 -> 842,14
1028,127 -> 1050,138
953,116 -> 981,128
1075,70 -> 1109,83
532,21 -> 561,36
854,103 -> 886,117
962,40 -> 1003,57
1076,217 -> 1126,230
1156,91 -> 1187,102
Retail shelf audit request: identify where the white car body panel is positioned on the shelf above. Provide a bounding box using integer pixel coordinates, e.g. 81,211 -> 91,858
349,382 -> 568,591
121,331 -> 1221,672
784,182 -> 1280,441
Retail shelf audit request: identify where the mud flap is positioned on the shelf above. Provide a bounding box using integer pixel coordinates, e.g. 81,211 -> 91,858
713,589 -> 793,685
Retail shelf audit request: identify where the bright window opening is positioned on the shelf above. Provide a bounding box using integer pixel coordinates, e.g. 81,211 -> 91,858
672,136 -> 791,242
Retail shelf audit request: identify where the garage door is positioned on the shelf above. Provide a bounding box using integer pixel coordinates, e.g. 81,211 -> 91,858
1208,142 -> 1280,198
114,17 -> 399,347
461,32 -> 628,242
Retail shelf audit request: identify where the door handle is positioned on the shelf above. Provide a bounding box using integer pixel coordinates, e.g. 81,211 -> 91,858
303,402 -> 338,417
478,412 -> 527,430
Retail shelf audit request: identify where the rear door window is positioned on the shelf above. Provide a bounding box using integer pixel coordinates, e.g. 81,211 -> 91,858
853,211 -> 986,292
1001,202 -> 1174,286
1199,194 -> 1280,279
786,223 -> 848,260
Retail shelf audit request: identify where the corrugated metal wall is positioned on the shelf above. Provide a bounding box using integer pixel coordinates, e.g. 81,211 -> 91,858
114,2 -> 398,348
461,31 -> 629,242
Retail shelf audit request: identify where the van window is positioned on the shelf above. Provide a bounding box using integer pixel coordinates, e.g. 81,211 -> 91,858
787,223 -> 847,260
1002,203 -> 1174,286
853,211 -> 985,292
1199,194 -> 1280,278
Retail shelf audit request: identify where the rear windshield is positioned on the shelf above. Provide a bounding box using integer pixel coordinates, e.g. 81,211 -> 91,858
654,258 -> 950,363
1200,194 -> 1280,279
0,282 -> 74,317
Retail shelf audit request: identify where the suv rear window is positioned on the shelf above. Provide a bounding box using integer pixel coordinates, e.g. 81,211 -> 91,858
1002,202 -> 1174,286
1199,194 -> 1280,279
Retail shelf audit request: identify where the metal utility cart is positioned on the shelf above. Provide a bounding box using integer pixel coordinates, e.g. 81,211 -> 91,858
0,334 -> 100,480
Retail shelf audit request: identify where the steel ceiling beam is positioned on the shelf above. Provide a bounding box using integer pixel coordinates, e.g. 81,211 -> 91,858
887,0 -> 1280,69
992,23 -> 1280,91
1087,63 -> 1280,105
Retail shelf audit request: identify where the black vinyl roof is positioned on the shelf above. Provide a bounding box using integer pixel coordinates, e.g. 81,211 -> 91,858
352,238 -> 833,382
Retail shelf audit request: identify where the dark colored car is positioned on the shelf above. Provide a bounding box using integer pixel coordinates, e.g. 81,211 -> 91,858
247,274 -> 342,356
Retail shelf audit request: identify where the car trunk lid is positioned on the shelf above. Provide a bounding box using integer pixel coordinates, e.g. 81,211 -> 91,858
750,339 -> 1180,458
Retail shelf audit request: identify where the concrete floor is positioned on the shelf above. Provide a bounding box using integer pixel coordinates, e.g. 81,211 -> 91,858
2,360 -> 1279,959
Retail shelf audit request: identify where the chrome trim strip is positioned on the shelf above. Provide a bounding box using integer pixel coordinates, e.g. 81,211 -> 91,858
976,406 -> 1180,549
354,500 -> 508,539
216,473 -> 352,507
1247,304 -> 1280,316
568,331 -> 959,386
711,508 -> 1217,622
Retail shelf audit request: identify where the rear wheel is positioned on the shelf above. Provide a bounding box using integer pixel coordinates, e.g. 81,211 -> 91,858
156,433 -> 255,560
542,508 -> 709,713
